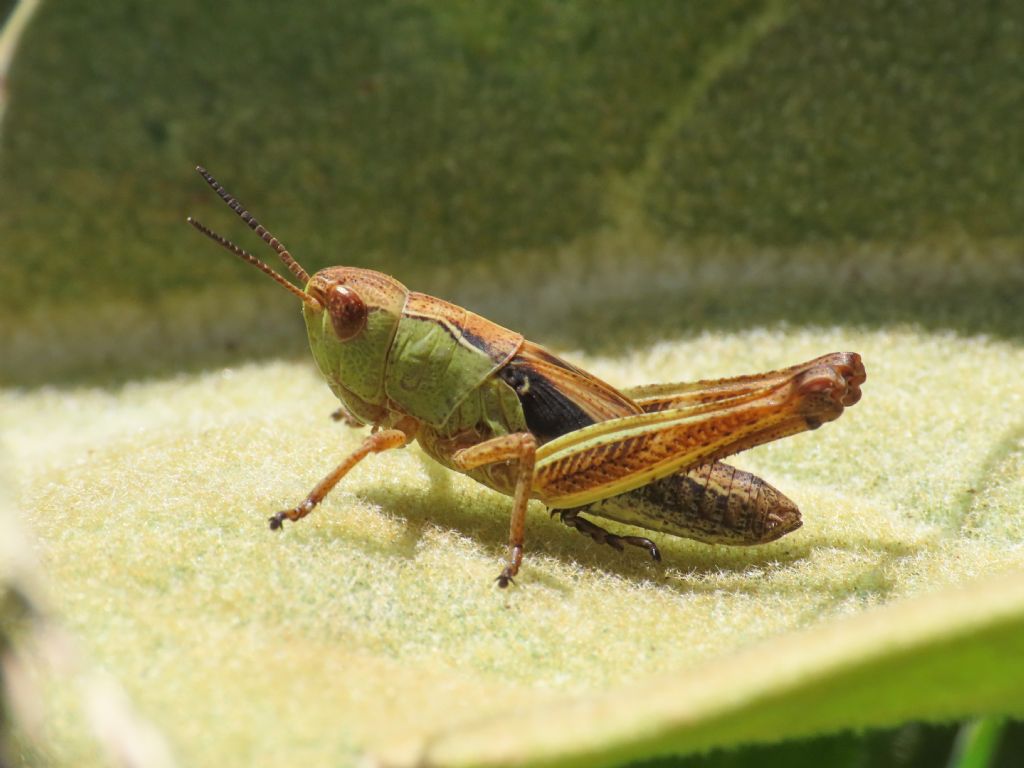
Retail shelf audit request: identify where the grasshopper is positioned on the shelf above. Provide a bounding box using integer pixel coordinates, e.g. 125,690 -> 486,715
187,167 -> 865,586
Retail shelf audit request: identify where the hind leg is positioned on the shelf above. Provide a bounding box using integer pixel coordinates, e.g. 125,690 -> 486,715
554,509 -> 661,562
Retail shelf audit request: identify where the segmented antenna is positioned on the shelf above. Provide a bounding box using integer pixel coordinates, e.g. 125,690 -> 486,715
187,217 -> 321,310
194,165 -> 311,284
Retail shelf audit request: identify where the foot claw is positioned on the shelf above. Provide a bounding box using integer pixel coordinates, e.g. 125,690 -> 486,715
495,572 -> 516,589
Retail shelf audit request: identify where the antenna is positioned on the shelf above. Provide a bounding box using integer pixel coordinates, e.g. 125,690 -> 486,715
187,217 -> 321,310
194,165 -> 311,284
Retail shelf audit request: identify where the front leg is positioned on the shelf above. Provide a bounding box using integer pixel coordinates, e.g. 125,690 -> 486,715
269,428 -> 410,529
452,433 -> 538,588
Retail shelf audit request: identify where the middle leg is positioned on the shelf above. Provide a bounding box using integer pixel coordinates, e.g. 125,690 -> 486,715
452,432 -> 538,587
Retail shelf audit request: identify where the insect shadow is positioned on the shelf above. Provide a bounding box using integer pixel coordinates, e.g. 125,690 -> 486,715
339,450 -> 921,597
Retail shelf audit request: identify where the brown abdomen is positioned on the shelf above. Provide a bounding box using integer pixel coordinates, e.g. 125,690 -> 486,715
575,462 -> 802,546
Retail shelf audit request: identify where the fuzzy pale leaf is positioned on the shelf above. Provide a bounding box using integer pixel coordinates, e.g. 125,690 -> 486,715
4,326 -> 1023,766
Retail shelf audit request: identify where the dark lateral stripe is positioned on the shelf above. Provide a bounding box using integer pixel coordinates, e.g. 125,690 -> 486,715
460,325 -> 496,355
403,304 -> 520,364
498,361 -> 596,443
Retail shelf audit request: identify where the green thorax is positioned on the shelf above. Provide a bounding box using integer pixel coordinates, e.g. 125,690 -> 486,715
385,292 -> 524,428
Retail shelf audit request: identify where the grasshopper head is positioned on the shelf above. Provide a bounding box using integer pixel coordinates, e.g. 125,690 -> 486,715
188,167 -> 408,422
304,267 -> 407,346
301,267 -> 407,414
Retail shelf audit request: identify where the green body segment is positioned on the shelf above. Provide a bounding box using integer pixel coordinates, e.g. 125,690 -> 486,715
385,292 -> 524,428
384,292 -> 529,492
386,319 -> 507,427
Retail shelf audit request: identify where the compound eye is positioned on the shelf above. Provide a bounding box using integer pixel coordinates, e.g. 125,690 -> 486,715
326,284 -> 367,341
